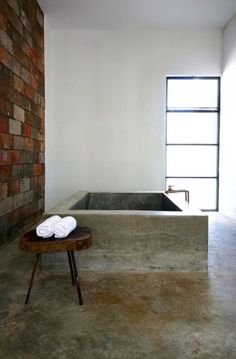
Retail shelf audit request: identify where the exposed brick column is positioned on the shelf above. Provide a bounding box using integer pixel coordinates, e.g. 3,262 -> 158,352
0,0 -> 44,247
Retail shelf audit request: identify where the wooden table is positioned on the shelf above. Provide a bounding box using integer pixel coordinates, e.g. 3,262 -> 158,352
19,226 -> 92,305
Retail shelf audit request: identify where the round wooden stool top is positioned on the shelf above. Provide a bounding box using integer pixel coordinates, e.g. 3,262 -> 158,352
19,227 -> 92,253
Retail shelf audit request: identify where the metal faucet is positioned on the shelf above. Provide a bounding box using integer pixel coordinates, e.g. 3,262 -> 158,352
165,185 -> 190,203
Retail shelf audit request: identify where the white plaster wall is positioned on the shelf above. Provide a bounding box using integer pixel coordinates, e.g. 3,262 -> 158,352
219,15 -> 236,220
45,28 -> 221,210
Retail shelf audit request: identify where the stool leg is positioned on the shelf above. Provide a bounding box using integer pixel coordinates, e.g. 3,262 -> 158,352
71,251 -> 79,278
67,251 -> 75,285
25,253 -> 40,304
70,251 -> 83,305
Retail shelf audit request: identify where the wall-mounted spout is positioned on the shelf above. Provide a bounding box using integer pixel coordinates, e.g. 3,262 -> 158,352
165,185 -> 190,203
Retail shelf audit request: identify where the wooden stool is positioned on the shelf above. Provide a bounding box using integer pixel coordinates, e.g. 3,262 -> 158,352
19,227 -> 92,305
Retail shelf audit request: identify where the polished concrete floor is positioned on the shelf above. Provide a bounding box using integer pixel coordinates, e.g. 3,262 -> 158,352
0,213 -> 236,359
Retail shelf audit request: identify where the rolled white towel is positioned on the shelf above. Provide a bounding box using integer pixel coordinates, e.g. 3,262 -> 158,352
36,215 -> 61,238
53,216 -> 77,238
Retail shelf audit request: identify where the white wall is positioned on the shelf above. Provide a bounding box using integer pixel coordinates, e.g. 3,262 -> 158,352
45,28 -> 221,210
219,15 -> 236,220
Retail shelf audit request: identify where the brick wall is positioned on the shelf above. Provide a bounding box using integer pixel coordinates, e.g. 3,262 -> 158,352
0,0 -> 44,247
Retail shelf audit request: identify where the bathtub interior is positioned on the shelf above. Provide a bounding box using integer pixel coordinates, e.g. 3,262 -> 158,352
69,192 -> 181,211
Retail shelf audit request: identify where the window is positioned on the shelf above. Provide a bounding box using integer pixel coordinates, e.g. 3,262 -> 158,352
166,77 -> 220,211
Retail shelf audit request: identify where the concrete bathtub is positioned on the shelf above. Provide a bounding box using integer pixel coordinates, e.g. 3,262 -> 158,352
45,191 -> 208,271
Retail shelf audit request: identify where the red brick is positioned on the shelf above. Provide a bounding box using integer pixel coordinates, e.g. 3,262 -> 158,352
39,141 -> 44,152
23,123 -> 31,137
38,58 -> 44,73
0,86 -> 21,108
40,119 -> 44,131
33,163 -> 41,176
20,202 -> 32,218
41,163 -> 45,175
0,0 -> 45,247
0,98 -> 13,117
0,132 -> 13,149
22,40 -> 31,57
24,137 -> 33,151
13,46 -> 30,72
38,175 -> 45,187
30,75 -> 37,89
0,165 -> 11,181
0,11 -> 8,31
30,48 -> 38,65
0,46 -> 8,64
8,178 -> 20,196
24,84 -> 34,99
33,175 -> 44,188
38,105 -> 44,119
0,85 -> 12,104
9,149 -> 20,163
0,50 -> 15,75
0,115 -> 9,133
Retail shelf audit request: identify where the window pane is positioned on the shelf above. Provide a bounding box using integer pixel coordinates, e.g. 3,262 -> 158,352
167,79 -> 218,109
166,145 -> 218,177
166,178 -> 217,210
166,112 -> 218,144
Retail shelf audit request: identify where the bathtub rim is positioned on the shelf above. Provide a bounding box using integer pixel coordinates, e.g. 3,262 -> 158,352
45,191 -> 206,217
